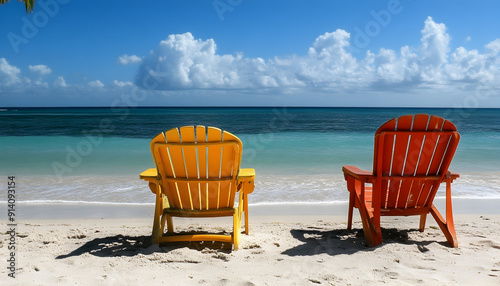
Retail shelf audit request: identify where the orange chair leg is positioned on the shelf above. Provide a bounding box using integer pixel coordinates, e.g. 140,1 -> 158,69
347,190 -> 354,230
419,214 -> 427,232
357,198 -> 383,247
430,205 -> 458,247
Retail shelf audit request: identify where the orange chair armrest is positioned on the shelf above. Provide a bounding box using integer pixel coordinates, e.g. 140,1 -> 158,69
447,171 -> 460,182
342,165 -> 375,183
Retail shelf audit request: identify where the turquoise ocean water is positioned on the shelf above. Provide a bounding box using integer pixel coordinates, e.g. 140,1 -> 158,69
1,107 -> 499,206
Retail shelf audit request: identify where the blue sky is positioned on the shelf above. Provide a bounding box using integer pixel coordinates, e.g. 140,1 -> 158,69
1,0 -> 499,107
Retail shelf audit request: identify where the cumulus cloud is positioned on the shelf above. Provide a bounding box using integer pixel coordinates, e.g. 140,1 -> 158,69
2,17 -> 499,107
88,80 -> 105,88
28,64 -> 52,86
445,48 -> 492,82
486,39 -> 500,55
0,58 -> 21,86
136,33 -> 249,89
418,17 -> 450,82
134,31 -> 358,90
112,80 -> 134,88
420,17 -> 450,66
53,76 -> 67,87
118,54 -> 143,65
136,17 -> 500,93
301,29 -> 359,86
29,65 -> 52,75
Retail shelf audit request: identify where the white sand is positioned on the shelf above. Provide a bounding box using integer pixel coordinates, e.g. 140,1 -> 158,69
2,205 -> 500,285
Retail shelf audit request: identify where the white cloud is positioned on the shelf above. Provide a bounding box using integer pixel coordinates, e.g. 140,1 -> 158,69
0,58 -> 21,86
53,76 -> 67,87
465,36 -> 471,42
112,80 -> 133,87
28,64 -> 52,86
29,65 -> 52,75
445,47 -> 492,81
419,16 -> 450,82
118,54 -> 143,65
88,80 -> 105,88
486,39 -> 500,55
136,31 -> 353,90
2,17 -> 500,107
135,18 -> 500,94
301,29 -> 359,86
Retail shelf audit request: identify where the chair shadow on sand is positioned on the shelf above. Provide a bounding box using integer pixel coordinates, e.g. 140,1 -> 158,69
56,227 -> 445,259
56,231 -> 234,260
281,227 -> 446,257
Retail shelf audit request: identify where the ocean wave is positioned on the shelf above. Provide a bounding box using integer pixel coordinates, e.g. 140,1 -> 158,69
17,200 -> 154,206
8,172 -> 500,206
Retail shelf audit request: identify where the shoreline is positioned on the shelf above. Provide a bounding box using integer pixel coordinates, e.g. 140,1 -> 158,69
3,198 -> 500,220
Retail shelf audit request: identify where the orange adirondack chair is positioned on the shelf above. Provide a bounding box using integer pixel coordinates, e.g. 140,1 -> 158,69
141,126 -> 255,250
342,114 -> 460,247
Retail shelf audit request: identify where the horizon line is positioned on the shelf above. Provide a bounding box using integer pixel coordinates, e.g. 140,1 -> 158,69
2,106 -> 499,109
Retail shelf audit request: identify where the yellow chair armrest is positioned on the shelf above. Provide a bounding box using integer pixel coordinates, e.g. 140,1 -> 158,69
140,168 -> 159,194
238,168 -> 255,179
237,168 -> 255,194
141,168 -> 257,181
140,168 -> 158,182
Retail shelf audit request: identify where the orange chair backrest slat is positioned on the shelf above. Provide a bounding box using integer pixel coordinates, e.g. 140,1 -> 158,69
373,114 -> 460,210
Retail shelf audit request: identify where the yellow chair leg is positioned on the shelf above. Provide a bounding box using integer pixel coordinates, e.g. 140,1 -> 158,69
165,214 -> 174,233
152,189 -> 163,245
151,217 -> 161,245
244,193 -> 249,234
233,212 -> 240,250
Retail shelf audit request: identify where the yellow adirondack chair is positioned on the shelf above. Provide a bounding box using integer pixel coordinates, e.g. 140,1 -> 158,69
140,126 -> 255,250
342,114 -> 460,247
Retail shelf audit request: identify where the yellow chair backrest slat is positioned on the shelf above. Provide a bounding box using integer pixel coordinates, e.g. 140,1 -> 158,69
151,126 -> 242,211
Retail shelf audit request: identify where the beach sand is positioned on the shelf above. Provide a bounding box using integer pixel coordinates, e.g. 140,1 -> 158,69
2,202 -> 500,285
